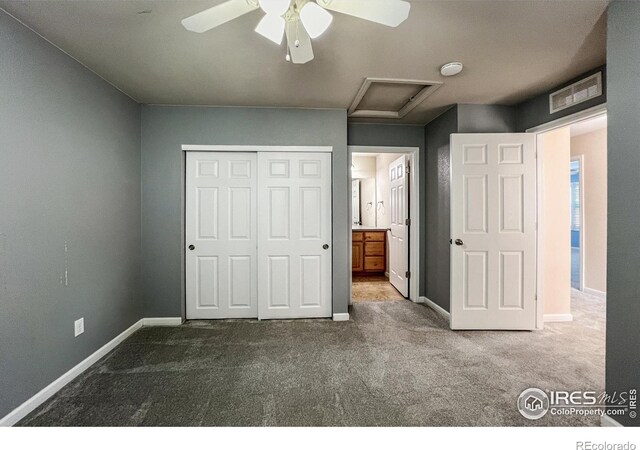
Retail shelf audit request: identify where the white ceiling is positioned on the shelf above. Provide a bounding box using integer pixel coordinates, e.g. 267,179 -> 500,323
0,0 -> 609,124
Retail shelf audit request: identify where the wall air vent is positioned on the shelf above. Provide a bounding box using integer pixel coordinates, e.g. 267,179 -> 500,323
549,72 -> 602,114
348,78 -> 443,119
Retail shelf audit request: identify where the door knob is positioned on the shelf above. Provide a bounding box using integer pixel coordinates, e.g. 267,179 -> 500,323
323,244 -> 329,250
454,239 -> 464,246
188,245 -> 195,251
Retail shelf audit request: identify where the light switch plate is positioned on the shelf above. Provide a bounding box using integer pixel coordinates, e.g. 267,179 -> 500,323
74,318 -> 84,337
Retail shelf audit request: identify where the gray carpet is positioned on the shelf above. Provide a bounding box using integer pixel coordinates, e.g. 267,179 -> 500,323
19,291 -> 605,426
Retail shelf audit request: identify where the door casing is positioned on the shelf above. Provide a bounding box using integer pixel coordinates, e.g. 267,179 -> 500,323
527,103 -> 607,329
347,146 -> 421,304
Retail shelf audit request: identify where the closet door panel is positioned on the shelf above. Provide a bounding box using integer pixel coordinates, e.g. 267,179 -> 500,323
257,152 -> 332,319
186,152 -> 258,319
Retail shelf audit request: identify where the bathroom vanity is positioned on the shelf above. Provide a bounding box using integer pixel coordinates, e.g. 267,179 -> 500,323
352,227 -> 387,274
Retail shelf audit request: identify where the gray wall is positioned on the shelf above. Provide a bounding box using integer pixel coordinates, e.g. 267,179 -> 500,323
424,107 -> 458,311
457,104 -> 517,133
516,65 -> 606,132
605,0 -> 640,427
424,104 -> 517,312
0,12 -> 142,418
141,106 -> 348,318
347,123 -> 426,296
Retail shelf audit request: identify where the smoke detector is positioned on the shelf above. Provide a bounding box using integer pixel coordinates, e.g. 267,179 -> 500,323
440,62 -> 464,77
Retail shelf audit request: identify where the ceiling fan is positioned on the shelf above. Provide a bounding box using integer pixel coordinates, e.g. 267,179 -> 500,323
182,0 -> 411,64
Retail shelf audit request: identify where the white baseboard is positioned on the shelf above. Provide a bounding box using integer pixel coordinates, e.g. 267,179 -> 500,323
601,414 -> 624,427
0,317 -> 183,427
544,313 -> 574,323
413,296 -> 426,304
584,287 -> 607,299
421,296 -> 451,321
142,317 -> 183,326
332,313 -> 350,322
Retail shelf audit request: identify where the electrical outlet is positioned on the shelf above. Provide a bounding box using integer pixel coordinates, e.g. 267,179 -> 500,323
74,318 -> 84,337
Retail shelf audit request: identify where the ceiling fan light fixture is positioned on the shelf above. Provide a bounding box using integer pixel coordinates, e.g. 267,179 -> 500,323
317,0 -> 410,28
255,14 -> 286,44
258,0 -> 291,17
182,0 -> 413,64
300,2 -> 333,38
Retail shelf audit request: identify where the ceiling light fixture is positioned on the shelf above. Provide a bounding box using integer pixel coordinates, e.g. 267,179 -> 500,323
300,2 -> 333,38
182,0 -> 411,64
255,13 -> 286,44
316,0 -> 410,28
440,62 -> 464,77
258,0 -> 291,16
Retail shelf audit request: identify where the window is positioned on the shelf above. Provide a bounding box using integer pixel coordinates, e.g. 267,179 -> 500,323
570,160 -> 581,231
571,181 -> 581,230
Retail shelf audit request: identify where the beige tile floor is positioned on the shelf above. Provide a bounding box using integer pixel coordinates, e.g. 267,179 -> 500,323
352,275 -> 405,302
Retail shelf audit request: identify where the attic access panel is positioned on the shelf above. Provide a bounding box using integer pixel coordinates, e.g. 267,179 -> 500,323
348,78 -> 443,119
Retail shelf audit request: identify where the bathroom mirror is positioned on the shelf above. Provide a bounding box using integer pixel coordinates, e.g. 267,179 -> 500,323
352,179 -> 360,225
352,177 -> 376,227
357,178 -> 376,227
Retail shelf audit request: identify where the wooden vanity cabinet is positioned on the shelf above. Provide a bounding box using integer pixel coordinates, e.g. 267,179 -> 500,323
352,230 -> 386,274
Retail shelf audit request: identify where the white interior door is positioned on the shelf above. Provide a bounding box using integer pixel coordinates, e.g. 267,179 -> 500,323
186,152 -> 258,319
389,155 -> 409,297
257,152 -> 332,319
450,134 -> 537,330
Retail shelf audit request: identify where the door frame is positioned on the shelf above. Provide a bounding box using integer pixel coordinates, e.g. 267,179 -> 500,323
527,103 -> 607,329
570,154 -> 585,292
180,145 -> 334,321
347,145 -> 421,304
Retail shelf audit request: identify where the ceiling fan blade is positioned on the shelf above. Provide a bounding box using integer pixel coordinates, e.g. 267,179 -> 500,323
182,0 -> 259,33
286,20 -> 314,64
316,0 -> 410,27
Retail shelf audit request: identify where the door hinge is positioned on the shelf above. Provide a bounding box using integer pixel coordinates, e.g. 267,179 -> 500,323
405,218 -> 411,226
406,162 -> 411,174
406,271 -> 411,279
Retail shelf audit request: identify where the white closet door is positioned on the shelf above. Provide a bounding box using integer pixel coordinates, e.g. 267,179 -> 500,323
388,155 -> 409,297
186,152 -> 258,319
257,153 -> 332,319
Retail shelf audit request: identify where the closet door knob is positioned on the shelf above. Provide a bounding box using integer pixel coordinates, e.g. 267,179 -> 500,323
323,244 -> 329,250
188,245 -> 195,251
